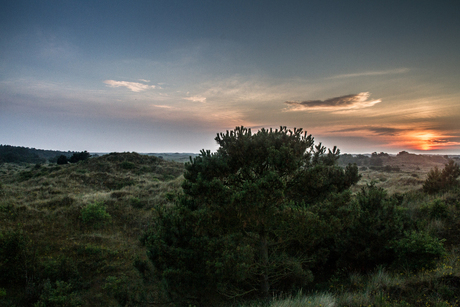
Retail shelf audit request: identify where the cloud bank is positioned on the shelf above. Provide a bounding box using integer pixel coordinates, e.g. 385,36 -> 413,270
284,92 -> 381,111
104,80 -> 156,92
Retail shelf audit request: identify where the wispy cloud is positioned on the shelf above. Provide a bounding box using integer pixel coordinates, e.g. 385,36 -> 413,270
329,68 -> 409,79
333,126 -> 409,136
284,92 -> 381,112
138,79 -> 151,83
152,104 -> 174,109
104,80 -> 156,92
184,96 -> 206,103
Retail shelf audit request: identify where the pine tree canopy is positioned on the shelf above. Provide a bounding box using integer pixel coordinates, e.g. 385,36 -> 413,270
142,126 -> 361,305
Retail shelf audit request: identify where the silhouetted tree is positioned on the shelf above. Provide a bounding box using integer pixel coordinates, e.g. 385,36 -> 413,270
142,126 -> 360,304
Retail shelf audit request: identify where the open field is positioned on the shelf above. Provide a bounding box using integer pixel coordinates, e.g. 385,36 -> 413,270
341,153 -> 458,194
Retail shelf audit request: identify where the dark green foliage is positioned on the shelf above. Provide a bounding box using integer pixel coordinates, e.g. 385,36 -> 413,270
372,152 -> 390,158
120,161 -> 135,169
80,201 -> 111,229
34,280 -> 82,307
0,145 -> 45,164
0,229 -> 30,286
335,184 -> 410,271
69,151 -> 91,163
391,231 -> 445,271
142,126 -> 360,304
423,160 -> 460,194
0,145 -> 77,164
421,199 -> 449,220
130,197 -> 144,208
57,155 -> 68,165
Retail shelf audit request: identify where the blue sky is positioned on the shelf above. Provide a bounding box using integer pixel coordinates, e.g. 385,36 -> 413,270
1,0 -> 460,153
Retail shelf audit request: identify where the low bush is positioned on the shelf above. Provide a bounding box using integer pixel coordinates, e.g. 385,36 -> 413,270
69,151 -> 90,164
421,199 -> 449,220
0,229 -> 30,286
391,231 -> 446,271
80,202 -> 111,229
120,161 -> 135,170
34,280 -> 82,307
424,160 -> 460,194
335,185 -> 410,271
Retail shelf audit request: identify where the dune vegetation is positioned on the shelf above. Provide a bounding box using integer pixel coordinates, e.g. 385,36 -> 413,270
1,135 -> 460,306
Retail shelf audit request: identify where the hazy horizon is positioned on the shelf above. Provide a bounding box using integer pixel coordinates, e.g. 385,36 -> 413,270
1,1 -> 459,154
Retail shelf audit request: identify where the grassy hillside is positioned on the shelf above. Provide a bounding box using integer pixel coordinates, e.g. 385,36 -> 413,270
0,152 -> 184,306
1,151 -> 460,306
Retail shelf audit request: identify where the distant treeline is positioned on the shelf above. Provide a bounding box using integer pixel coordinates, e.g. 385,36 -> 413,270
0,145 -> 77,164
338,151 -> 458,169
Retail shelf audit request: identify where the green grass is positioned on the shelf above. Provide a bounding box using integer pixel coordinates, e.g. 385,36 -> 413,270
1,153 -> 459,306
0,153 -> 185,306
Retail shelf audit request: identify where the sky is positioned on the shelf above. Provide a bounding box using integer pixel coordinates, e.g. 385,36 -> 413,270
1,0 -> 460,154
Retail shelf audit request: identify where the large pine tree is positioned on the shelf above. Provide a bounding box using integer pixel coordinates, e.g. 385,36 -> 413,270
142,126 -> 360,305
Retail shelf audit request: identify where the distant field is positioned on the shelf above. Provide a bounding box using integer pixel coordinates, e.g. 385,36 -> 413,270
339,152 -> 460,194
91,152 -> 199,163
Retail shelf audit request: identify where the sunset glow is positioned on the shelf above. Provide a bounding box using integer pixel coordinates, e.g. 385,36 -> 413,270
1,1 -> 459,154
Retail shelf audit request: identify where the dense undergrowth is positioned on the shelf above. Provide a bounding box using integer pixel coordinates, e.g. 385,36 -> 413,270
1,151 -> 459,306
0,152 -> 184,306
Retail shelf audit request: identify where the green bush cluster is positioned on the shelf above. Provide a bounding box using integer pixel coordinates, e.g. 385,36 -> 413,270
0,229 -> 29,286
80,201 -> 111,229
0,229 -> 83,306
335,185 -> 409,271
120,161 -> 135,169
34,280 -> 82,307
421,199 -> 449,220
391,231 -> 446,270
69,151 -> 91,164
423,160 -> 460,194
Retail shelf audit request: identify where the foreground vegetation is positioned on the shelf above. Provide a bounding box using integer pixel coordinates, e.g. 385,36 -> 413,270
0,152 -> 185,306
0,134 -> 459,306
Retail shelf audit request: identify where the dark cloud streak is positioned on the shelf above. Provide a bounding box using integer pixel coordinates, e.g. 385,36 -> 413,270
333,126 -> 410,136
284,92 -> 381,111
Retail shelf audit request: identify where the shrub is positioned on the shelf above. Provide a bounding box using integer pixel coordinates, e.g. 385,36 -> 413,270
69,151 -> 90,163
34,280 -> 81,307
120,161 -> 135,170
130,197 -> 143,208
391,231 -> 445,270
423,160 -> 460,194
102,275 -> 129,306
421,199 -> 449,220
335,184 -> 410,271
56,155 -> 68,165
0,229 -> 29,286
80,202 -> 111,229
40,256 -> 81,285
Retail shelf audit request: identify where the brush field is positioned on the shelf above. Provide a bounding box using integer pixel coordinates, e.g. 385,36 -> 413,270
1,152 -> 460,306
0,152 -> 185,306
